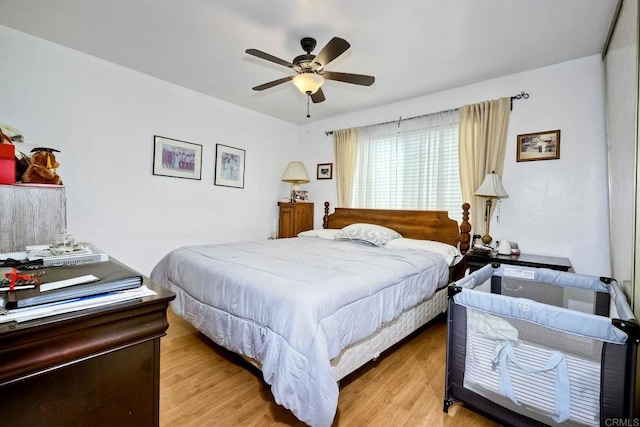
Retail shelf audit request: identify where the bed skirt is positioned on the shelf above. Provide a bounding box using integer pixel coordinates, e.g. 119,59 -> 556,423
330,285 -> 448,380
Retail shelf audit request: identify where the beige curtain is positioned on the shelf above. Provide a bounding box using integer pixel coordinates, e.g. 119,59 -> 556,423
459,97 -> 511,233
333,128 -> 358,207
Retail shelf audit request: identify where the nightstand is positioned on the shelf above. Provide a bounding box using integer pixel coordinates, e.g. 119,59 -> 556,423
466,250 -> 572,273
278,202 -> 314,238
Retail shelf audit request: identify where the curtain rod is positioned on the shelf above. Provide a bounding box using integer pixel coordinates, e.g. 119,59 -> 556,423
509,91 -> 529,110
324,91 -> 530,136
323,107 -> 459,136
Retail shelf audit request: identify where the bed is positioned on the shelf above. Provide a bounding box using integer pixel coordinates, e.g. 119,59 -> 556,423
150,202 -> 471,426
444,264 -> 639,426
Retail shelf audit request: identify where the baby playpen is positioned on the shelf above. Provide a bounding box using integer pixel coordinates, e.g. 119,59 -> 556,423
444,264 -> 638,426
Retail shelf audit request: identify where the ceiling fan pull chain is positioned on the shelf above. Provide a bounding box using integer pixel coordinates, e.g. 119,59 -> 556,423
306,93 -> 311,118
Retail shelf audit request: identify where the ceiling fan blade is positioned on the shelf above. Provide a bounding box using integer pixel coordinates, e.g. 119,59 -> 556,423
313,37 -> 350,68
246,49 -> 295,68
311,87 -> 326,103
251,76 -> 294,91
321,71 -> 375,86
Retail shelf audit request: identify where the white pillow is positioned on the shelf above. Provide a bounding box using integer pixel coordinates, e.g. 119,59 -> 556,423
297,229 -> 341,239
334,223 -> 401,247
384,237 -> 461,266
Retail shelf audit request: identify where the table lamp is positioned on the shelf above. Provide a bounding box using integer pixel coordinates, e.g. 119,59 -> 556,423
281,161 -> 310,200
474,171 -> 508,245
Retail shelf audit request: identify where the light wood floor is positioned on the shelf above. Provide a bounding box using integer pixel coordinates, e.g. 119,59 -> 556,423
159,308 -> 497,426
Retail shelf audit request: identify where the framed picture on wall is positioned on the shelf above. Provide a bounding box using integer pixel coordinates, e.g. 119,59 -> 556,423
214,144 -> 246,188
516,129 -> 561,162
152,135 -> 202,180
317,163 -> 333,179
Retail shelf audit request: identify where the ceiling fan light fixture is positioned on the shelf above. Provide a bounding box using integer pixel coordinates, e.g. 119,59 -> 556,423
292,73 -> 324,95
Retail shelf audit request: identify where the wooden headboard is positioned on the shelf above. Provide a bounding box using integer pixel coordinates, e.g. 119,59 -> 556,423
322,202 -> 471,254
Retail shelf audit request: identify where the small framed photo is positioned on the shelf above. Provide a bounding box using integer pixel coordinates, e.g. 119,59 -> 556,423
516,130 -> 561,162
214,144 -> 245,188
153,135 -> 202,180
293,190 -> 308,202
317,163 -> 333,180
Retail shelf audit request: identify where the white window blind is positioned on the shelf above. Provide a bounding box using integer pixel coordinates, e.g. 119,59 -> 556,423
352,109 -> 462,221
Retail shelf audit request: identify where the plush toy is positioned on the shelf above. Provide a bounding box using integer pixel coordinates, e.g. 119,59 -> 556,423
21,147 -> 62,185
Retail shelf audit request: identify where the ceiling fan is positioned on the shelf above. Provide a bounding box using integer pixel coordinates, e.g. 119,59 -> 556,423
246,36 -> 375,116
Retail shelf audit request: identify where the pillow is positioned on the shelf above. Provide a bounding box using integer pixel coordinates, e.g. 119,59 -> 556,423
384,237 -> 461,266
334,223 -> 401,247
297,229 -> 341,239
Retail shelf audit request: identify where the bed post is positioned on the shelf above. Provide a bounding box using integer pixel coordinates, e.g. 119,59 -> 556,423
323,202 -> 330,229
460,203 -> 471,255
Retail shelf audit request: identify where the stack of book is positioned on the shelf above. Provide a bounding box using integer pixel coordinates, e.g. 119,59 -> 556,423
1,260 -> 143,310
0,244 -> 147,319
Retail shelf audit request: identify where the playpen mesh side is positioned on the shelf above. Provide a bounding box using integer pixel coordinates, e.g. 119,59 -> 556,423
463,307 -> 603,426
491,276 -> 609,316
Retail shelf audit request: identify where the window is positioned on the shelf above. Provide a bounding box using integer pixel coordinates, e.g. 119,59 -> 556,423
352,109 -> 462,221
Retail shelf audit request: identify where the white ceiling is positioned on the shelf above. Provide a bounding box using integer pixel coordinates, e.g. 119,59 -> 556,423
0,0 -> 619,125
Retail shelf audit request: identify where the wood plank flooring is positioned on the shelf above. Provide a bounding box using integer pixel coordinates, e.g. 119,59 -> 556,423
160,308 -> 497,426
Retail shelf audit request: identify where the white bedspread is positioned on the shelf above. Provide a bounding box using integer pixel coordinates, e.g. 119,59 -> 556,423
150,237 -> 449,426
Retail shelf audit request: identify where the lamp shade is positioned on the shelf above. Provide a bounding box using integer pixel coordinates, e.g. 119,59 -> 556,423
474,172 -> 509,198
281,161 -> 310,184
292,73 -> 324,95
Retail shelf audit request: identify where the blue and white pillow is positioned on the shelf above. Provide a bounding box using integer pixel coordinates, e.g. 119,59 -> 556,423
334,223 -> 401,247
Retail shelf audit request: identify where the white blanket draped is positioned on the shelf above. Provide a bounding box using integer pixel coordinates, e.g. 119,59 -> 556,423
150,237 -> 449,426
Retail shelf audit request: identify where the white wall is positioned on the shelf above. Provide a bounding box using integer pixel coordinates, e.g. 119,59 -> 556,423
0,25 -> 299,275
301,55 -> 610,276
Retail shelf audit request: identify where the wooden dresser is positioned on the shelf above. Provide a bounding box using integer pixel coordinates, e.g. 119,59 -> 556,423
278,202 -> 313,238
0,277 -> 175,426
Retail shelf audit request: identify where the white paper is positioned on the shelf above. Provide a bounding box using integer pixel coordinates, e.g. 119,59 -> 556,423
39,275 -> 99,292
0,286 -> 157,323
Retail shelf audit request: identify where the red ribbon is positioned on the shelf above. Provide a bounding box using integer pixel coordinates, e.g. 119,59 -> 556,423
4,269 -> 34,291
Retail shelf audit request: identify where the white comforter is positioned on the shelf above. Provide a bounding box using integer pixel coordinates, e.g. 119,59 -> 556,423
150,237 -> 449,426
